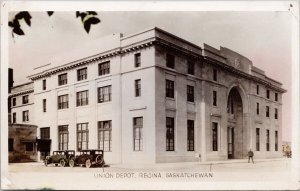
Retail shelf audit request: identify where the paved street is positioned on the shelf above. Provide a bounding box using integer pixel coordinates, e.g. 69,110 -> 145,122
2,158 -> 298,190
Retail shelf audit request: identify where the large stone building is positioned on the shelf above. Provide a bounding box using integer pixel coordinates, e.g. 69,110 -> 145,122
11,27 -> 285,164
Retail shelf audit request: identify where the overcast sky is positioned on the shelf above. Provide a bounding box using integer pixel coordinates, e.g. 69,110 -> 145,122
9,11 -> 292,141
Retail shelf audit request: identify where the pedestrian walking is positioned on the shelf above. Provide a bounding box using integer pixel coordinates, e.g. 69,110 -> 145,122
248,149 -> 254,163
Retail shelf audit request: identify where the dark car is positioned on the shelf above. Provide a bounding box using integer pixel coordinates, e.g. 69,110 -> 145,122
44,150 -> 75,167
69,149 -> 104,168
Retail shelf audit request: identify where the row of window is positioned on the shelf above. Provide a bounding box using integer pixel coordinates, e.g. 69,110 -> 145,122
12,95 -> 29,107
256,85 -> 279,102
12,110 -> 29,123
256,103 -> 279,119
256,129 -> 279,151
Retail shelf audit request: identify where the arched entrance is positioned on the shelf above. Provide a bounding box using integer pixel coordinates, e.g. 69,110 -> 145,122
227,87 -> 244,159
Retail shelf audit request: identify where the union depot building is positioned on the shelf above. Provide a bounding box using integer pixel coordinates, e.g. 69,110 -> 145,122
9,27 -> 286,164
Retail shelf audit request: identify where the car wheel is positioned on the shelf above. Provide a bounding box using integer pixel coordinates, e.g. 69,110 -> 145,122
85,159 -> 92,168
60,159 -> 66,167
96,155 -> 104,166
44,160 -> 48,167
69,159 -> 75,167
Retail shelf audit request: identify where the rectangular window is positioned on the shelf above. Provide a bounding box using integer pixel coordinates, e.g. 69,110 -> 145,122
166,54 -> 175,69
213,69 -> 218,81
213,91 -> 217,106
77,67 -> 87,81
40,127 -> 50,139
8,138 -> 14,152
256,128 -> 260,151
135,79 -> 141,97
187,85 -> 194,102
58,73 -> 67,86
187,120 -> 194,151
58,94 -> 69,109
266,89 -> 270,99
25,142 -> 34,152
77,123 -> 89,151
256,102 -> 259,115
166,80 -> 175,98
135,53 -> 141,67
43,79 -> 46,90
166,117 -> 175,151
98,85 -> 112,103
256,85 -> 259,95
12,112 -> 16,123
98,120 -> 112,152
22,95 -> 29,104
12,98 -> 16,106
275,93 -> 278,101
187,61 -> 195,75
275,108 -> 278,119
98,61 -> 110,76
22,110 -> 29,122
266,129 -> 270,151
76,90 -> 89,106
58,125 -> 68,150
275,131 -> 278,151
42,99 -> 46,112
266,106 -> 270,117
212,122 -> 218,151
133,117 -> 143,151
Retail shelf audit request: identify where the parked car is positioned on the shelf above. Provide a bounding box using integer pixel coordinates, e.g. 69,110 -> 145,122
44,150 -> 75,167
69,149 -> 104,168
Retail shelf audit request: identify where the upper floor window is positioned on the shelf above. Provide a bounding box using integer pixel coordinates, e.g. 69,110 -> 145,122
187,61 -> 195,75
213,69 -> 218,81
166,54 -> 175,69
266,106 -> 270,117
12,98 -> 16,106
275,108 -> 278,119
213,90 -> 217,106
266,89 -> 270,99
77,68 -> 87,81
275,93 -> 278,101
22,110 -> 29,122
58,73 -> 67,86
98,85 -> 112,103
58,94 -> 69,109
256,102 -> 259,115
98,61 -> 110,76
22,95 -> 29,104
43,99 -> 46,112
43,79 -> 46,90
76,90 -> 89,106
166,80 -> 175,98
135,79 -> 141,97
187,85 -> 194,102
256,85 -> 259,95
135,53 -> 141,68
133,117 -> 143,151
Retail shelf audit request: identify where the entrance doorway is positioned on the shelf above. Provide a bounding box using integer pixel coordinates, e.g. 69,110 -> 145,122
228,127 -> 234,159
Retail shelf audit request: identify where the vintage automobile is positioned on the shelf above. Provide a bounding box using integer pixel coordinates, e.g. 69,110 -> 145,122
69,149 -> 105,168
44,150 -> 75,167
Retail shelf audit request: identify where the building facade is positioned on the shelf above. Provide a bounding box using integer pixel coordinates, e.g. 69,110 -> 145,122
19,27 -> 286,164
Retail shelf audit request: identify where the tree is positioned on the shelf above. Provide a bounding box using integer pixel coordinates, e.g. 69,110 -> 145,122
8,11 -> 101,37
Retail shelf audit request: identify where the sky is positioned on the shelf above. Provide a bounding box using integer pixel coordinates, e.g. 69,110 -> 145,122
8,11 -> 292,141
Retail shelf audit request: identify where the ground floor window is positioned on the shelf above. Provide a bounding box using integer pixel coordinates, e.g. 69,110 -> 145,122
166,117 -> 175,151
8,138 -> 14,152
275,131 -> 278,151
25,142 -> 34,152
98,120 -> 112,151
212,122 -> 218,151
187,120 -> 194,151
133,117 -> 143,151
256,128 -> 260,151
266,129 -> 270,151
77,123 -> 89,151
58,125 -> 68,150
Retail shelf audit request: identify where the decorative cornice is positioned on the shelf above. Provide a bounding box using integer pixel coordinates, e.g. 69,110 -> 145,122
9,89 -> 34,98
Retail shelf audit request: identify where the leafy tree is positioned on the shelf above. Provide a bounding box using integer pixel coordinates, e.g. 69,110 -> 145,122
8,11 -> 101,37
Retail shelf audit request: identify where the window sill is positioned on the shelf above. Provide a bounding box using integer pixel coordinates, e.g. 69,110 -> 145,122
166,97 -> 175,101
97,101 -> 112,106
187,101 -> 195,105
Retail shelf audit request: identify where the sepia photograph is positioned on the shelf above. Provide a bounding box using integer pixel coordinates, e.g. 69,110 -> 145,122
1,1 -> 299,190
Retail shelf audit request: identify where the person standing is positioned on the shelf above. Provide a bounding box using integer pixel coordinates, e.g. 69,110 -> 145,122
248,149 -> 254,163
